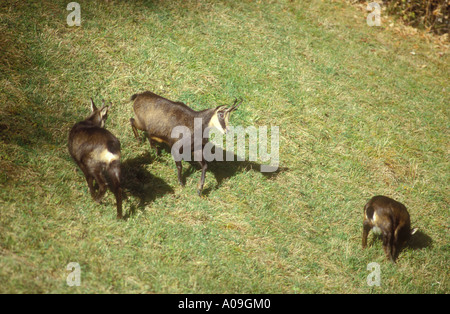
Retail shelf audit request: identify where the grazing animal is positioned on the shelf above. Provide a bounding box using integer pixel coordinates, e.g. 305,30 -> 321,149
130,91 -> 241,195
362,195 -> 417,262
68,99 -> 123,219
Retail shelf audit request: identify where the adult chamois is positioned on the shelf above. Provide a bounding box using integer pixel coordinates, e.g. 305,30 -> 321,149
130,91 -> 241,195
362,195 -> 417,262
69,99 -> 123,219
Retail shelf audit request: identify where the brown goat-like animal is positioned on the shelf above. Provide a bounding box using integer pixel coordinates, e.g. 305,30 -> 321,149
68,99 -> 123,219
130,91 -> 241,196
362,195 -> 417,262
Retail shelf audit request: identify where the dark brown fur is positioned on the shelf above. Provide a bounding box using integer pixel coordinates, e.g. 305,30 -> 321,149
130,91 -> 240,195
68,99 -> 123,219
362,195 -> 417,262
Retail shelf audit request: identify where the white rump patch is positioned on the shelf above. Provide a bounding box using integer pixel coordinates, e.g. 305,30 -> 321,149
98,149 -> 119,164
372,226 -> 382,235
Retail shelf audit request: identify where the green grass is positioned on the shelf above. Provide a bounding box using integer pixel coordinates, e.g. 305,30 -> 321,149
0,0 -> 448,293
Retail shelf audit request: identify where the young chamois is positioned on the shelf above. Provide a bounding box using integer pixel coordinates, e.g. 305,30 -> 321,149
68,99 -> 123,219
362,195 -> 417,263
130,91 -> 241,196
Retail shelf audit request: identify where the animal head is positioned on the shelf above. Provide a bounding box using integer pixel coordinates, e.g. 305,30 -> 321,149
209,98 -> 242,134
88,98 -> 109,128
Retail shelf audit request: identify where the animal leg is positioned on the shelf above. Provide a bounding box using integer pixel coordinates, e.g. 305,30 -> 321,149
78,162 -> 97,198
392,222 -> 407,262
130,118 -> 141,142
92,169 -> 107,203
382,230 -> 395,263
147,135 -> 160,156
362,220 -> 371,248
197,159 -> 208,196
175,161 -> 184,186
108,161 -> 123,219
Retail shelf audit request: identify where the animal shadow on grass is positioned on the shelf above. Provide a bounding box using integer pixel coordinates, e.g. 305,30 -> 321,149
368,229 -> 432,261
408,230 -> 433,250
134,143 -> 288,197
182,146 -> 288,196
399,230 -> 433,260
121,152 -> 174,218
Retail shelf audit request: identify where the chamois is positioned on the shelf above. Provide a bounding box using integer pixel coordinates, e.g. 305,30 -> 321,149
362,195 -> 417,263
130,91 -> 241,195
68,99 -> 123,219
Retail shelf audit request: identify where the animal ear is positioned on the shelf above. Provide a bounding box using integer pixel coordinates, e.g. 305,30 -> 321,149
90,98 -> 97,112
100,106 -> 109,118
411,227 -> 418,235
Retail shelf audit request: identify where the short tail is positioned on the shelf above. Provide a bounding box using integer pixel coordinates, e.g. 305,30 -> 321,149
365,205 -> 375,220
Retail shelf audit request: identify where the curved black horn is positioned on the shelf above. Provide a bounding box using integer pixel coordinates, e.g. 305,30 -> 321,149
229,97 -> 243,111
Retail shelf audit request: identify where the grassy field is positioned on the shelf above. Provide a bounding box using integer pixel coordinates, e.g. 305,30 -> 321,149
0,0 -> 448,293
